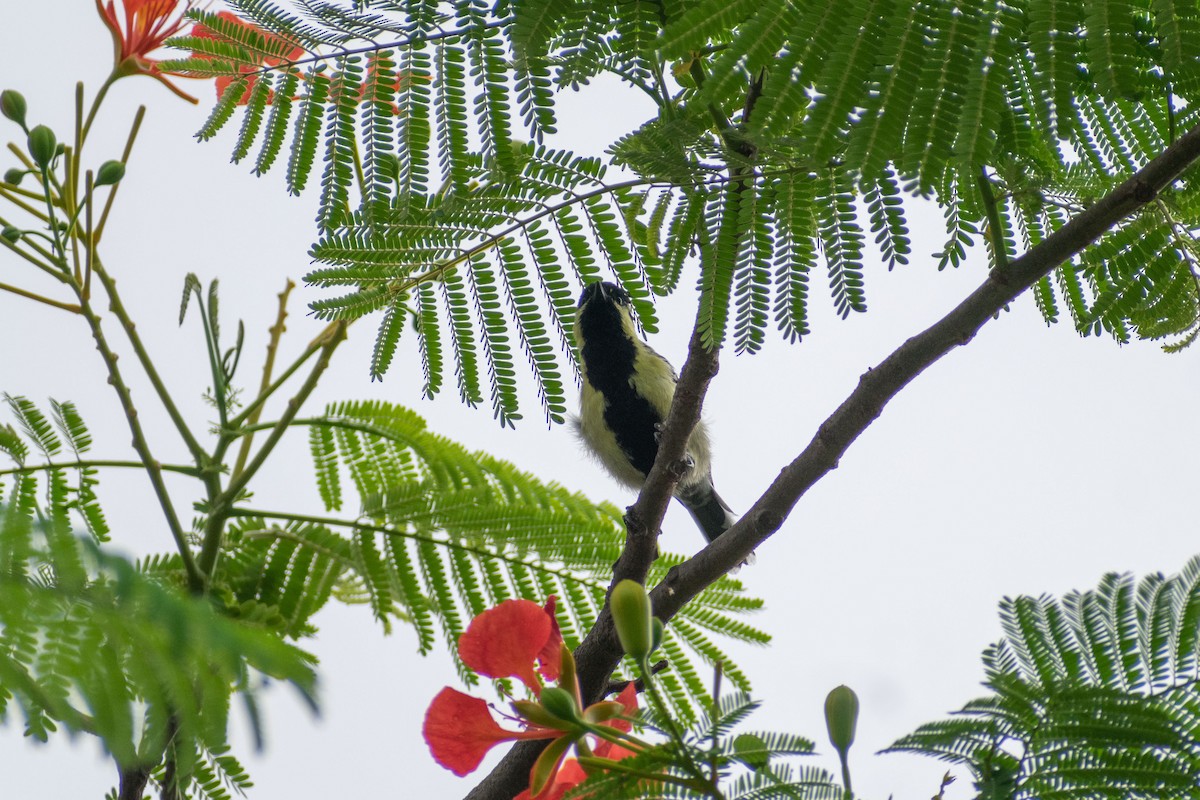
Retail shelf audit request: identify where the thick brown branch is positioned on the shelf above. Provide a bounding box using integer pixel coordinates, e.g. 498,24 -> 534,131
463,121 -> 1200,800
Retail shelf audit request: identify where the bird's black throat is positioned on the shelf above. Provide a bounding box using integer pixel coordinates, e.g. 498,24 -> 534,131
578,298 -> 662,478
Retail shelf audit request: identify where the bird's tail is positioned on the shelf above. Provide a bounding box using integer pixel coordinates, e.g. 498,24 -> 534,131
676,475 -> 755,567
676,474 -> 738,543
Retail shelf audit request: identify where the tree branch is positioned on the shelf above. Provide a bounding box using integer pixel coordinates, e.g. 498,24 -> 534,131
462,119 -> 1200,800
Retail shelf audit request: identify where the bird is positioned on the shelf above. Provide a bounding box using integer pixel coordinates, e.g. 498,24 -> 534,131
573,280 -> 738,547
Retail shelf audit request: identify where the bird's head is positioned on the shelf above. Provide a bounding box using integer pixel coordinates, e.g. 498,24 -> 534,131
577,280 -> 631,310
575,280 -> 639,347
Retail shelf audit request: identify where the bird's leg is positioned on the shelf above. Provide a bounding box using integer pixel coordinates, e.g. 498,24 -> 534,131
654,421 -> 696,471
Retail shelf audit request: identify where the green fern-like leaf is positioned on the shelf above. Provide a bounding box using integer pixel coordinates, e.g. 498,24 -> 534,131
0,501 -> 317,784
890,557 -> 1200,798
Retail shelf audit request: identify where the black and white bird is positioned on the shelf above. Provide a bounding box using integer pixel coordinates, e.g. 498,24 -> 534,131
573,280 -> 738,546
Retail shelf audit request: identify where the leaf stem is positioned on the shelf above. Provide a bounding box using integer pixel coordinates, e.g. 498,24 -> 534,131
230,508 -> 613,590
90,260 -> 209,466
197,322 -> 347,580
228,321 -> 338,429
573,755 -> 711,794
81,72 -> 120,143
0,180 -> 49,202
0,280 -> 79,312
94,106 -> 145,243
0,182 -> 53,224
232,279 -> 295,479
76,286 -> 203,592
976,166 -> 1009,269
0,459 -> 202,478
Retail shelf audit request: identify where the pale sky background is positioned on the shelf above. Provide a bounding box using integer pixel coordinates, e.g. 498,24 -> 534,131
3,4 -> 1200,799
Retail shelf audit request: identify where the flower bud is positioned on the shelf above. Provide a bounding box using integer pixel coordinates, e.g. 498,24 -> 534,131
611,579 -> 653,661
537,686 -> 580,725
650,616 -> 664,655
3,168 -> 22,185
1,90 -> 27,127
1,225 -> 20,243
824,685 -> 859,756
27,125 -> 56,168
95,160 -> 126,187
511,699 -> 566,730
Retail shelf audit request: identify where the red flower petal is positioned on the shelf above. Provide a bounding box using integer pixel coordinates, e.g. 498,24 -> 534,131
423,687 -> 557,777
514,759 -> 588,800
593,682 -> 639,760
609,682 -> 639,733
459,599 -> 552,692
537,596 -> 565,682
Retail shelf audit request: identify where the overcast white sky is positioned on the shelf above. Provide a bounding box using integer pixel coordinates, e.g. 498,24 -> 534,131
4,4 -> 1200,799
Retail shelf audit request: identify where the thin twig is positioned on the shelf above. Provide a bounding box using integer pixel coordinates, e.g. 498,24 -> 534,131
197,322 -> 347,579
91,261 -> 208,465
0,183 -> 52,223
0,280 -> 79,312
228,321 -> 340,429
76,290 -> 203,592
0,459 -> 201,478
94,106 -> 144,243
232,279 -> 296,479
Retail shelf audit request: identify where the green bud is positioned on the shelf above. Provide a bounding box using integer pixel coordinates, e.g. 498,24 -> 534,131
537,686 -> 580,725
512,699 -> 567,730
1,90 -> 27,127
824,685 -> 859,756
1,225 -> 20,243
650,616 -> 664,655
611,579 -> 653,661
27,125 -> 56,168
95,160 -> 126,187
3,168 -> 22,185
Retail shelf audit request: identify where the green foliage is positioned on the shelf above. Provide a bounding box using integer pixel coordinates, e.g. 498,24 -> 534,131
292,399 -> 768,709
571,686 -> 842,800
0,494 -> 316,799
176,0 -> 1200,416
889,557 -> 1200,799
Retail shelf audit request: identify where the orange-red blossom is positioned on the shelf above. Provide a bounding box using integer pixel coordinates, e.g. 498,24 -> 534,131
95,0 -> 200,102
423,597 -> 642,799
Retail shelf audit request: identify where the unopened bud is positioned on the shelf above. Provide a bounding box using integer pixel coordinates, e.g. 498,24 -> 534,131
650,616 -> 664,655
1,90 -> 27,127
3,168 -> 22,185
537,686 -> 580,725
95,160 -> 126,187
611,579 -> 653,661
824,685 -> 859,756
27,125 -> 56,168
1,225 -> 20,243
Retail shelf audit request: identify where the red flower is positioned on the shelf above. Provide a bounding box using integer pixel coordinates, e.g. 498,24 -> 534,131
513,684 -> 642,800
514,759 -> 588,800
458,597 -> 563,693
423,687 -> 561,777
425,597 -> 642,799
190,11 -> 305,104
95,0 -> 199,103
